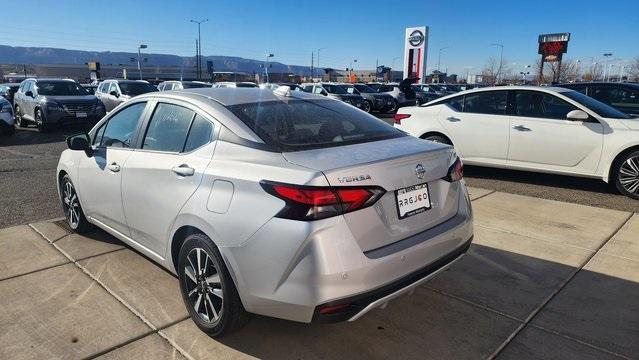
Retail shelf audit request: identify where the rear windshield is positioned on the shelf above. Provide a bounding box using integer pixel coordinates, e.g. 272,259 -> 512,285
36,81 -> 88,96
227,99 -> 405,151
236,83 -> 257,88
562,90 -> 632,119
182,82 -> 210,89
119,82 -> 158,96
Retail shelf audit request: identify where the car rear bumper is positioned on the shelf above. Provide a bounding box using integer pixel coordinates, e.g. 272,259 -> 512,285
224,182 -> 473,323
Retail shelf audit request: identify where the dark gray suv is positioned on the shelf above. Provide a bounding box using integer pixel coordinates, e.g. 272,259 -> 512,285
14,79 -> 106,132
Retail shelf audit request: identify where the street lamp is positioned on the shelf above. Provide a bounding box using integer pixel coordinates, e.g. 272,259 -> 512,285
491,43 -> 504,84
190,19 -> 209,80
437,47 -> 449,73
603,53 -> 612,82
265,53 -> 274,83
137,44 -> 147,80
316,47 -> 327,79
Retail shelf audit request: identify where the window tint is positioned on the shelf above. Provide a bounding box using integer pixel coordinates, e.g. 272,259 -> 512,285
463,91 -> 508,115
562,91 -> 631,119
513,91 -> 576,119
100,102 -> 146,148
593,86 -> 639,110
184,115 -> 213,152
444,95 -> 463,111
142,103 -> 194,152
227,99 -> 404,151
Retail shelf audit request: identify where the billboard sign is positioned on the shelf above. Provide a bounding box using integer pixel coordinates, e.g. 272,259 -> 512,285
403,26 -> 429,84
538,32 -> 570,62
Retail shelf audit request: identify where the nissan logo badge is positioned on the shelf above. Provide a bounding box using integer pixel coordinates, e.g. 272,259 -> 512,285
408,30 -> 424,47
415,164 -> 425,179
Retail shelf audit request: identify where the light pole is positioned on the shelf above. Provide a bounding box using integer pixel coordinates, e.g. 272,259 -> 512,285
491,43 -> 504,84
190,19 -> 209,80
608,64 -> 615,82
618,64 -> 626,82
437,47 -> 449,72
137,44 -> 147,80
316,47 -> 327,80
603,53 -> 612,82
265,53 -> 274,83
392,56 -> 401,71
349,59 -> 358,79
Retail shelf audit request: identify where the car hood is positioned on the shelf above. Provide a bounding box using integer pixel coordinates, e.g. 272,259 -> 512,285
42,95 -> 98,103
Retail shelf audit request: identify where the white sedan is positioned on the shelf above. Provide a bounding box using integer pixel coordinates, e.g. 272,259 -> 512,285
394,86 -> 639,199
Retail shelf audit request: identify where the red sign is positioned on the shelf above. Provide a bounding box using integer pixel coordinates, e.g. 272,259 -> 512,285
538,41 -> 567,56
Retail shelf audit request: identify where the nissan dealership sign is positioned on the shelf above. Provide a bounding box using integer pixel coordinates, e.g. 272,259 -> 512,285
403,26 -> 429,84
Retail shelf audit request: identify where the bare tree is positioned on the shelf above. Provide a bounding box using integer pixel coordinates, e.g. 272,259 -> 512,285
481,56 -> 511,84
532,58 -> 582,83
582,62 -> 604,82
628,57 -> 639,81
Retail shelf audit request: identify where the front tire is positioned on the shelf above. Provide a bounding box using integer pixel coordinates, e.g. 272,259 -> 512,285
15,105 -> 28,128
177,233 -> 249,337
613,150 -> 639,200
35,109 -> 50,132
361,100 -> 372,113
60,174 -> 93,233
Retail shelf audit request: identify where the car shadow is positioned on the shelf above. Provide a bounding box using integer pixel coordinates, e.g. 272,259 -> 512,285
0,125 -> 92,147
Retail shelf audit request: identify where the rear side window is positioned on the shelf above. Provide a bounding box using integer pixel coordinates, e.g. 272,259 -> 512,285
463,91 -> 508,115
513,91 -> 576,119
99,102 -> 146,148
184,114 -> 214,152
142,103 -> 195,152
432,95 -> 463,111
227,99 -> 404,152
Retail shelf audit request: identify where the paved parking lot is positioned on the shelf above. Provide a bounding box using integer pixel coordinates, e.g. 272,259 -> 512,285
1,188 -> 636,359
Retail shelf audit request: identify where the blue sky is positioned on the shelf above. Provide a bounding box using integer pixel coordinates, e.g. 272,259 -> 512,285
1,0 -> 638,75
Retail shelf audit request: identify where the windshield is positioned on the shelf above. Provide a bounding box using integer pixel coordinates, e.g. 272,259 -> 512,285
236,83 -> 258,88
36,81 -> 88,96
322,84 -> 348,94
182,82 -> 210,89
562,90 -> 632,119
354,84 -> 376,93
227,99 -> 404,151
343,85 -> 360,95
119,82 -> 158,96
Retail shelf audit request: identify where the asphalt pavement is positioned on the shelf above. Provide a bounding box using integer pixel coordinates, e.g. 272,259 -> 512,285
0,124 -> 637,229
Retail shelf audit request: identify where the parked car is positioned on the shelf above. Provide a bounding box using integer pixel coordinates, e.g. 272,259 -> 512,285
558,82 -> 639,116
57,87 -> 473,336
212,82 -> 258,88
301,82 -> 366,110
370,82 -> 416,109
394,86 -> 639,199
158,81 -> 211,91
411,85 -> 443,105
0,96 -> 14,135
13,78 -> 106,132
81,83 -> 98,95
0,83 -> 20,104
95,79 -> 158,112
347,84 -> 395,113
275,83 -> 304,91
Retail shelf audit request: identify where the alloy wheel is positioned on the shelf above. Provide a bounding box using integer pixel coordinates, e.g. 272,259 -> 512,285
184,247 -> 224,324
62,179 -> 81,228
362,101 -> 372,113
618,155 -> 639,195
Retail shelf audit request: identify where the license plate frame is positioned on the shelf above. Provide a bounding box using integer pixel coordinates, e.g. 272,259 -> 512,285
395,182 -> 432,219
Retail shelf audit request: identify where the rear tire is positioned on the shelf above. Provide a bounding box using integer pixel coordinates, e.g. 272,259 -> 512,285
422,134 -> 451,145
177,233 -> 249,337
612,149 -> 639,200
35,109 -> 50,133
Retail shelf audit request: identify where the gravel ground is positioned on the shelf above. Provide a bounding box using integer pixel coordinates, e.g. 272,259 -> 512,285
0,122 -> 636,229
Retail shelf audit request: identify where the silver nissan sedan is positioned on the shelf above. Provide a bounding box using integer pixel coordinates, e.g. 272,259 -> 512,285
57,86 -> 473,336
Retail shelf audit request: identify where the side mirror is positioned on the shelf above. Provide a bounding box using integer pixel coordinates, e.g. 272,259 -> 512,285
25,91 -> 34,97
566,109 -> 589,121
66,133 -> 93,157
109,91 -> 119,98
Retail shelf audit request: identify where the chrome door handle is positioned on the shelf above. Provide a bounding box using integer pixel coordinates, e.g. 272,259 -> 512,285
172,164 -> 195,177
446,116 -> 461,122
107,162 -> 120,172
513,125 -> 531,131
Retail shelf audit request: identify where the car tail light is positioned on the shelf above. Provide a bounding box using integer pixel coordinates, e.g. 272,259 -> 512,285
393,113 -> 411,125
318,304 -> 352,314
261,181 -> 385,221
444,157 -> 463,182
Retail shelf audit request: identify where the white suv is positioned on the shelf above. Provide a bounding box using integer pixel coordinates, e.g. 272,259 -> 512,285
394,86 -> 639,199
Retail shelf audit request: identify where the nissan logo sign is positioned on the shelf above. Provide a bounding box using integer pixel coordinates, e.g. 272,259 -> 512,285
408,30 -> 424,47
415,164 -> 425,179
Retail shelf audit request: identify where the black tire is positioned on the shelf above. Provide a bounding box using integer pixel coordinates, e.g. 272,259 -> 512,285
361,100 -> 372,113
422,134 -> 451,145
60,174 -> 93,233
177,233 -> 249,337
612,149 -> 639,200
35,109 -> 50,132
14,105 -> 28,128
387,100 -> 398,113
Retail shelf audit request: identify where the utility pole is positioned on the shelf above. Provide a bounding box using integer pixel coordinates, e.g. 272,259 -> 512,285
437,47 -> 449,72
195,39 -> 199,79
603,53 -> 612,82
265,53 -> 274,83
316,47 -> 326,80
311,52 -> 314,81
190,19 -> 209,80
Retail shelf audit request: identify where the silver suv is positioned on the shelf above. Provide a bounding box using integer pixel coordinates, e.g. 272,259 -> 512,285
57,87 -> 473,336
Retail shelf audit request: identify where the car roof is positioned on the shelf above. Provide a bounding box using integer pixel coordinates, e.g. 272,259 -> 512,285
136,87 -> 322,106
429,85 -> 573,103
559,82 -> 639,88
31,78 -> 77,82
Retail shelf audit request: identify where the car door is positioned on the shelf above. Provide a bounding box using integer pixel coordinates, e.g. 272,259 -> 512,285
95,82 -> 108,110
440,90 -> 510,163
507,90 -> 603,174
121,101 -> 216,255
23,81 -> 37,119
77,101 -> 149,235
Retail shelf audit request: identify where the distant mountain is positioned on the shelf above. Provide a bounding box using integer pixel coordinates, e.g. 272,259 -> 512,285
0,45 -> 315,76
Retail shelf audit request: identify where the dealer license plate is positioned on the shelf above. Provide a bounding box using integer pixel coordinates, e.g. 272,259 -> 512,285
76,112 -> 87,118
396,183 -> 431,219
